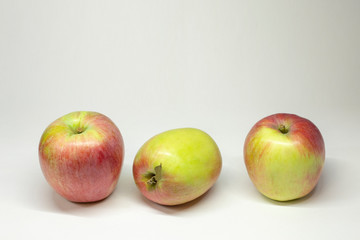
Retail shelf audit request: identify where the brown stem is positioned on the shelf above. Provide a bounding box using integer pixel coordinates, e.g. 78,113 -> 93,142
278,124 -> 289,134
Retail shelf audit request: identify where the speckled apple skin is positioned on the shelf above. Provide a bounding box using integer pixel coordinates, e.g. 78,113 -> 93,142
39,111 -> 124,202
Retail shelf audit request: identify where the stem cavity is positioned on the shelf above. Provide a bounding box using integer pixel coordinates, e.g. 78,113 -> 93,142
278,124 -> 289,134
76,127 -> 84,134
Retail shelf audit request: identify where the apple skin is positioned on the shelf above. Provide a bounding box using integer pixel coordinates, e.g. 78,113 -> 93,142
133,128 -> 222,206
244,113 -> 325,201
39,111 -> 124,202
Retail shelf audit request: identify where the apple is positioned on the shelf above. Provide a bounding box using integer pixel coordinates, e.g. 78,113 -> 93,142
133,128 -> 222,206
244,113 -> 325,201
38,111 -> 124,202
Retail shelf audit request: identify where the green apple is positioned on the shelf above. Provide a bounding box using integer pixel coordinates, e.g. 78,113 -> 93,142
133,128 -> 222,206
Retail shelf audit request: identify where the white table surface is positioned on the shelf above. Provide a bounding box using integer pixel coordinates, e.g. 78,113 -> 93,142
1,1 -> 359,239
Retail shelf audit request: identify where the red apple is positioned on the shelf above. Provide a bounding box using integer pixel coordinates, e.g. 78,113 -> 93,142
244,113 -> 325,201
39,111 -> 124,202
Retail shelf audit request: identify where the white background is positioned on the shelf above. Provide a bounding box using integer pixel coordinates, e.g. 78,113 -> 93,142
1,0 -> 359,239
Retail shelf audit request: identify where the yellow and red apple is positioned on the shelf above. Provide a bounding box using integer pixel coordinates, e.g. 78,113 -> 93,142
244,113 -> 325,201
38,111 -> 124,202
133,128 -> 222,206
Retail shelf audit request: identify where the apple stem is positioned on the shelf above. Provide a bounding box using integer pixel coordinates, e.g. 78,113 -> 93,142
76,127 -> 84,134
278,124 -> 289,134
